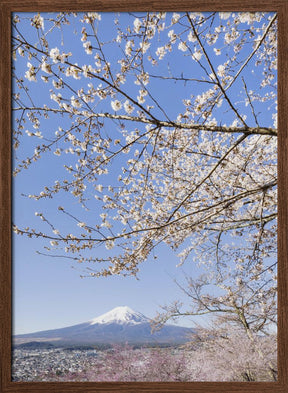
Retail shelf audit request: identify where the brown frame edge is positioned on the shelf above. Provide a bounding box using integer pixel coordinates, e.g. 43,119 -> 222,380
1,1 -> 287,392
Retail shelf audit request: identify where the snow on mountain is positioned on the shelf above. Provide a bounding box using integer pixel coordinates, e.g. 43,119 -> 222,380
90,306 -> 149,326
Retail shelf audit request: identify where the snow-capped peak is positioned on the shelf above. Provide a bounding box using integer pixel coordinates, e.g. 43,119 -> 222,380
90,306 -> 149,326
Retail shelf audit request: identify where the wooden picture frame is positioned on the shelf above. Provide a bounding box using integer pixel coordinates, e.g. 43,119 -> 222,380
1,1 -> 287,392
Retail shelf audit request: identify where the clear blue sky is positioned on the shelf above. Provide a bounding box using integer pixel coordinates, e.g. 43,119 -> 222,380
12,12 -> 276,334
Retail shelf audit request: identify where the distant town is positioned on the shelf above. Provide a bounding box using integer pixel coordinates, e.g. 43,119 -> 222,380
12,346 -> 98,381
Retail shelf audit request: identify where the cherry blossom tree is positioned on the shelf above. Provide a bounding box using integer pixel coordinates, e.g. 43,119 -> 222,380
185,327 -> 277,381
12,11 -> 277,364
40,338 -> 276,382
151,261 -> 277,380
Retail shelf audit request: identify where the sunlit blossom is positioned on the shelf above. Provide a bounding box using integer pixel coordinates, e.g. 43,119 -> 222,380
219,12 -> 231,20
187,31 -> 197,42
133,18 -> 142,33
71,96 -> 82,108
178,41 -> 188,52
31,13 -> 44,29
213,48 -> 221,55
168,29 -> 177,44
156,46 -> 166,59
124,100 -> 134,114
111,100 -> 122,111
217,64 -> 226,77
49,47 -> 61,63
25,62 -> 36,82
171,13 -> 181,24
83,41 -> 93,54
139,41 -> 150,53
193,49 -> 202,61
41,61 -> 52,74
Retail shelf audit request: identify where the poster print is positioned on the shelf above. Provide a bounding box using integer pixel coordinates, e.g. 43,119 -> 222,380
1,1 -> 287,392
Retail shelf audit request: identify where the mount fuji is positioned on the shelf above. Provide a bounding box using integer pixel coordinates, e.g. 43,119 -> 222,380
14,306 -> 194,346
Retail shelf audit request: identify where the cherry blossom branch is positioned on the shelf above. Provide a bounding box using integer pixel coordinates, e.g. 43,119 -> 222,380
13,107 -> 277,136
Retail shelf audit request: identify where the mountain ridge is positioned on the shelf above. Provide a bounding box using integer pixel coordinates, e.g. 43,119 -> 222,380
14,306 -> 194,346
